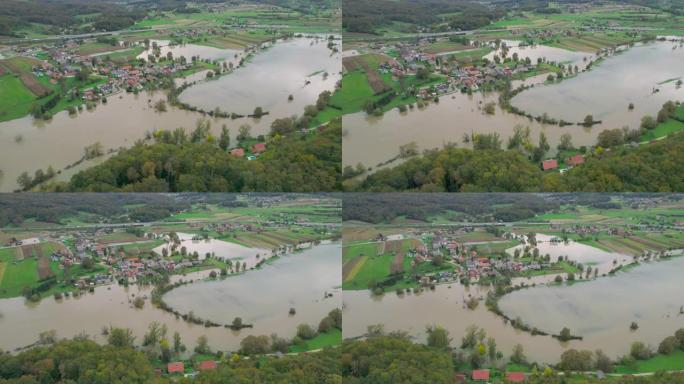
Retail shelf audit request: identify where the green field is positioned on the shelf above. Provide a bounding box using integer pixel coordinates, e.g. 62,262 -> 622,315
615,350 -> 684,374
288,328 -> 341,353
0,247 -> 38,298
0,74 -> 39,121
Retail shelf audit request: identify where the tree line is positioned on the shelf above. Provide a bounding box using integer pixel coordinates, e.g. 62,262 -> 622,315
347,132 -> 684,192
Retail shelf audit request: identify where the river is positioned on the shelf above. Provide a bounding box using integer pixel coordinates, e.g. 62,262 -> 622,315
0,243 -> 340,353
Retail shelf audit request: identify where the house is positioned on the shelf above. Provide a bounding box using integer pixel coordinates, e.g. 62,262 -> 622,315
252,143 -> 266,154
453,373 -> 467,383
472,369 -> 490,381
167,362 -> 184,374
566,154 -> 585,167
542,159 -> 558,171
230,148 -> 245,157
506,372 -> 526,382
197,360 -> 217,371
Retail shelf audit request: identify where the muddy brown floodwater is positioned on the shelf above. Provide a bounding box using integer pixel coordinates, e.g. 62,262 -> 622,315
0,243 -> 340,354
0,37 -> 340,192
343,245 -> 684,364
343,40 -> 683,171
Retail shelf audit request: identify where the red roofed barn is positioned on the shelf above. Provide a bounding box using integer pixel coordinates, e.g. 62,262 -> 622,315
198,360 -> 217,371
167,362 -> 184,374
542,159 -> 558,171
506,371 -> 526,382
472,369 -> 490,381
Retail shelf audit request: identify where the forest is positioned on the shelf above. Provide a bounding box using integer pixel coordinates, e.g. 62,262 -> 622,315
347,133 -> 684,193
0,194 -> 187,227
0,0 -> 142,36
342,0 -> 504,34
48,119 -> 342,193
342,193 -> 560,223
0,337 -> 341,384
342,333 -> 684,384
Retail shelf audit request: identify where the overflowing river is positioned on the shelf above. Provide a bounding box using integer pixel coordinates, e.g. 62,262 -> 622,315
0,37 -> 339,192
343,40 -> 683,170
343,245 -> 684,363
178,36 -> 341,121
0,243 -> 340,353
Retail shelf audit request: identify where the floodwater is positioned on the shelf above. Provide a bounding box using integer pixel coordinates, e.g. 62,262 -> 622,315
484,39 -> 590,66
152,232 -> 270,269
342,40 -> 682,170
164,242 -> 341,325
343,246 -> 684,363
500,255 -> 684,353
178,36 -> 341,123
0,37 -> 339,192
512,41 -> 684,130
137,40 -> 243,63
0,90 -> 234,192
507,234 -> 628,280
0,244 -> 340,353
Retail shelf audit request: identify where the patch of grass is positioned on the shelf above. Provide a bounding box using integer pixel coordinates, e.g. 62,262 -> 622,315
615,350 -> 684,374
289,328 -> 341,353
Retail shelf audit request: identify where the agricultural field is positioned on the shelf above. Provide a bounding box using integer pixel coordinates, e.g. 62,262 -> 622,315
342,237 -> 437,291
0,242 -> 68,299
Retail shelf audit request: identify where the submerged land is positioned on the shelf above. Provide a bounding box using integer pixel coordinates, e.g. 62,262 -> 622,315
342,193 -> 684,382
0,0 -> 342,192
0,194 -> 342,381
340,0 -> 684,192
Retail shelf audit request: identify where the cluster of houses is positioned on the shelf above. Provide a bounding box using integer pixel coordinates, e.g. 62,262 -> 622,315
229,142 -> 267,160
162,359 -> 217,377
541,153 -> 585,173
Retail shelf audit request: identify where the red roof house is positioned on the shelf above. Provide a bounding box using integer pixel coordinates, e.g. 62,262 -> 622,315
252,143 -> 266,154
167,362 -> 184,374
506,372 -> 526,382
566,154 -> 585,167
472,369 -> 490,381
198,360 -> 217,371
230,148 -> 245,157
542,159 -> 558,171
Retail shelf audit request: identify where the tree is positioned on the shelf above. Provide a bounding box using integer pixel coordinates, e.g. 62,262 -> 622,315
426,326 -> 451,350
641,115 -> 657,130
195,335 -> 211,354
297,324 -> 316,340
173,331 -> 184,354
486,337 -> 497,361
510,343 -> 526,364
253,107 -> 264,118
630,341 -> 651,360
107,327 -> 135,348
658,336 -> 679,355
237,124 -> 252,141
595,349 -> 613,373
240,335 -> 271,355
558,327 -> 572,341
583,115 -> 595,127
558,133 -> 574,151
218,125 -> 230,151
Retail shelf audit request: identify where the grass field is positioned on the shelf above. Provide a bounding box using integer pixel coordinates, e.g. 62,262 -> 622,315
0,246 -> 38,298
615,350 -> 684,374
288,328 -> 341,353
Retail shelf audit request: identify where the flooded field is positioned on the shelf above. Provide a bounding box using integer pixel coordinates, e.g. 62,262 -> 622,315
0,244 -> 340,353
343,248 -> 684,363
178,36 -> 341,125
152,232 -> 270,269
0,90 -> 232,192
138,40 -> 243,63
164,242 -> 340,326
511,41 -> 684,130
484,39 -> 590,66
342,40 -> 682,170
0,37 -> 339,192
499,256 -> 684,348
